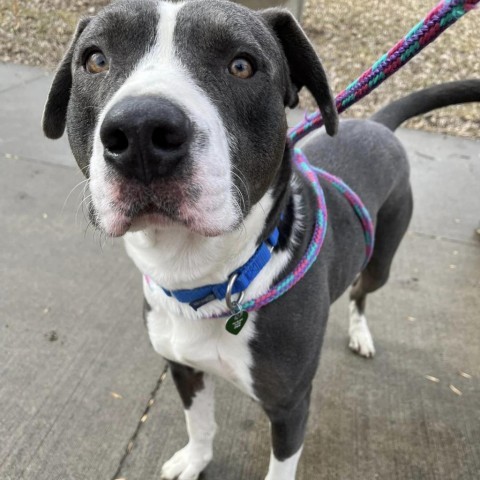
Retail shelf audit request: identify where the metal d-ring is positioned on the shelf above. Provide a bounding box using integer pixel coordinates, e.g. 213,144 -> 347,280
225,273 -> 245,312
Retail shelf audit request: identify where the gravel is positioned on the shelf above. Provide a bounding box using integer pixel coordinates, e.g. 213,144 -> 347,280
302,0 -> 480,139
1,0 -> 478,138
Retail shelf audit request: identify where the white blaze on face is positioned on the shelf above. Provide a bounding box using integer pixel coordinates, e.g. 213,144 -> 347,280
88,0 -> 239,237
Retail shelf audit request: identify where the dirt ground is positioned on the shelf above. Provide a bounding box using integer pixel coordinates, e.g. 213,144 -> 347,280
1,0 -> 478,138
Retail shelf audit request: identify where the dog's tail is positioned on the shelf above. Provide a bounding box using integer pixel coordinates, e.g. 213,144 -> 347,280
370,79 -> 480,131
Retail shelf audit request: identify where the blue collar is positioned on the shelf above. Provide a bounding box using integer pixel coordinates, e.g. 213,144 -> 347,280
158,226 -> 281,310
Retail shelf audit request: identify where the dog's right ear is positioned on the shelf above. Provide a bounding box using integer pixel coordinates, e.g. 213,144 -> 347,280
42,17 -> 91,139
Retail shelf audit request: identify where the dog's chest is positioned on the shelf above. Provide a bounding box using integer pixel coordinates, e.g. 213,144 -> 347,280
145,301 -> 258,398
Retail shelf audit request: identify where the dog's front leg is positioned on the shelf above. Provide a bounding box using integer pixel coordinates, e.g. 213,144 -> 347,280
264,387 -> 312,480
161,361 -> 216,480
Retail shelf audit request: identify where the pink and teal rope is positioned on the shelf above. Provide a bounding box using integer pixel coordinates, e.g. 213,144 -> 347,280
238,148 -> 329,313
311,166 -> 375,269
289,0 -> 479,144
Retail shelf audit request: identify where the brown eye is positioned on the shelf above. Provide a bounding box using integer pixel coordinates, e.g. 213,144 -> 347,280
85,51 -> 109,74
228,57 -> 254,79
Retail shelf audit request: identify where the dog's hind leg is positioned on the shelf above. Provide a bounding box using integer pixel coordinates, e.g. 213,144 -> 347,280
349,183 -> 414,358
161,362 -> 216,480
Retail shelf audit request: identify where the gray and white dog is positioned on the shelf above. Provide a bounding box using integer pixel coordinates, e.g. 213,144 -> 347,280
42,1 -> 479,478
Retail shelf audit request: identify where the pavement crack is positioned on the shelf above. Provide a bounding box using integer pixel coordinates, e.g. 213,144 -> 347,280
111,364 -> 169,480
409,229 -> 479,247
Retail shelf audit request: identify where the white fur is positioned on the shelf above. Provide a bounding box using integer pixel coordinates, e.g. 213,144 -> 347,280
146,306 -> 259,397
135,189 -> 303,397
161,376 -> 216,480
265,446 -> 303,480
88,0 -> 239,237
348,300 -> 375,358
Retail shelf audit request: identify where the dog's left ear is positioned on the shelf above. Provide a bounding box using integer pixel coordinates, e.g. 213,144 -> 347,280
42,17 -> 91,139
261,9 -> 338,136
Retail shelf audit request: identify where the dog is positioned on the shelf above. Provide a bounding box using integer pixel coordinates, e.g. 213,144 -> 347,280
42,1 -> 480,478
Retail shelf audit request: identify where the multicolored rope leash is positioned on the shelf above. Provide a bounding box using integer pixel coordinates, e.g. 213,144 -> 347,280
239,149 -> 329,315
289,0 -> 479,144
310,165 -> 375,269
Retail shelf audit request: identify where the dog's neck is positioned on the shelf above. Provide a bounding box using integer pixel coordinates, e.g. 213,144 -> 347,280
124,189 -> 276,291
124,148 -> 296,294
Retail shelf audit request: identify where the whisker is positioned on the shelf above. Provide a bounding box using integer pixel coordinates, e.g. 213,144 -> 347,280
230,167 -> 249,212
77,193 -> 93,226
62,178 -> 89,214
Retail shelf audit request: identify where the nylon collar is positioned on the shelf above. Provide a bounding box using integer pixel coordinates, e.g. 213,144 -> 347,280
145,225 -> 281,311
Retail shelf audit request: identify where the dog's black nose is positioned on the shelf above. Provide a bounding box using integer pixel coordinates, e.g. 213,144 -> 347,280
100,96 -> 192,184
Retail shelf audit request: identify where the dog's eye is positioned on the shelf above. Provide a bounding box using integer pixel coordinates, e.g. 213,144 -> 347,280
85,51 -> 109,74
228,57 -> 254,79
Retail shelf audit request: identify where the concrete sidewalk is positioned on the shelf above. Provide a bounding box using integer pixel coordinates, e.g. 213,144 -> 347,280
1,63 -> 479,480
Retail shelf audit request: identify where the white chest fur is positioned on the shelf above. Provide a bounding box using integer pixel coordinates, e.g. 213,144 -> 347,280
144,284 -> 258,398
123,189 -> 302,401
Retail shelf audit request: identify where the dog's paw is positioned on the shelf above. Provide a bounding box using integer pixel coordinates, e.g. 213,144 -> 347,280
348,301 -> 375,358
160,443 -> 212,480
349,324 -> 376,358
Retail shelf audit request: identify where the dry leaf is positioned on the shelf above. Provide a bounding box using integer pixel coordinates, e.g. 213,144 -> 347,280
449,384 -> 462,396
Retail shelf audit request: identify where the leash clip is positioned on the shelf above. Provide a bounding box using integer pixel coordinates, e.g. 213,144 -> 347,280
225,273 -> 249,335
225,272 -> 245,313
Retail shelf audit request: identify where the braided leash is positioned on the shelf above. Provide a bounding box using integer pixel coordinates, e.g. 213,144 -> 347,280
289,0 -> 479,144
240,148 -> 329,313
310,166 -> 375,269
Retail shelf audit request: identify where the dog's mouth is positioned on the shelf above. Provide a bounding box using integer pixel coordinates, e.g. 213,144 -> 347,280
91,175 -> 232,238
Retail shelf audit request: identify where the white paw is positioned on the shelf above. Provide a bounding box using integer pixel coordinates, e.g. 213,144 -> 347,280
349,324 -> 376,357
349,301 -> 375,358
161,443 -> 212,480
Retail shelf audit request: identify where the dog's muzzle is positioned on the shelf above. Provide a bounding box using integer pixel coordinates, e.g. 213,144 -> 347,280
100,96 -> 192,185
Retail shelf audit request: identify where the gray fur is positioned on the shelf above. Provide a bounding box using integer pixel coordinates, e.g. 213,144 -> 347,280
253,120 -> 413,459
44,0 -> 160,174
168,362 -> 205,409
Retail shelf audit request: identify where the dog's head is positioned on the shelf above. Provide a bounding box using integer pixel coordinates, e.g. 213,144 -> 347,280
43,0 -> 337,237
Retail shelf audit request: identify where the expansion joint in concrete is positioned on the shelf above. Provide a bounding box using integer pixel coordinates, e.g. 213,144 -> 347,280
111,364 -> 170,480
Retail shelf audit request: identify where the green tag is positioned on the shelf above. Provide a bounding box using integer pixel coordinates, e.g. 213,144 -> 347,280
225,310 -> 249,335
